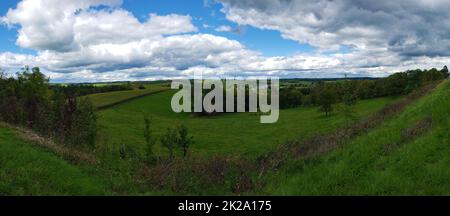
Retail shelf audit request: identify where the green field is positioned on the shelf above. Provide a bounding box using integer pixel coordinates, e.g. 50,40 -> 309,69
97,90 -> 396,157
264,80 -> 450,195
84,84 -> 169,109
1,80 -> 448,195
0,126 -> 106,195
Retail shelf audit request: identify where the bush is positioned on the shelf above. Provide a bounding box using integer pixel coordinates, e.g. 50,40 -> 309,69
0,67 -> 98,148
177,124 -> 194,158
161,128 -> 178,160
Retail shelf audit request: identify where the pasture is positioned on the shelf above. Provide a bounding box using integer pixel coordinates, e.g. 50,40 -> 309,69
97,89 -> 397,157
263,80 -> 450,195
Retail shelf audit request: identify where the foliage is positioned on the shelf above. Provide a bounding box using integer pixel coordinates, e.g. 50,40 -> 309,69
279,66 -> 449,110
0,67 -> 97,148
51,82 -> 133,96
160,128 -> 178,160
177,124 -> 194,158
316,83 -> 337,116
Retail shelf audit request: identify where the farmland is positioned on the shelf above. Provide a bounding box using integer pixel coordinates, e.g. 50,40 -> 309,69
97,90 -> 397,157
264,79 -> 450,195
0,70 -> 448,195
84,83 -> 170,109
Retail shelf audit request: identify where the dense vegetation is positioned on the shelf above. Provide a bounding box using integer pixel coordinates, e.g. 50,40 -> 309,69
52,82 -> 134,96
178,67 -> 448,117
0,67 -> 97,147
279,66 -> 449,111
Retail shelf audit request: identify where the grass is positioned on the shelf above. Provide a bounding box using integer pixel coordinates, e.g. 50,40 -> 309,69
97,90 -> 397,158
84,84 -> 169,109
263,80 -> 450,195
0,126 -> 107,195
3,80 -> 447,195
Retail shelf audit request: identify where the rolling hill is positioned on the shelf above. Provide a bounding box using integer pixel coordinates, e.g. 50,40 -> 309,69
97,90 -> 397,157
264,79 -> 450,195
0,79 -> 448,195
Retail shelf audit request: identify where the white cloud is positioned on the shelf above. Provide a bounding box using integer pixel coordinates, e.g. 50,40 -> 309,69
1,0 -> 450,82
215,25 -> 232,32
2,0 -> 123,52
218,0 -> 450,57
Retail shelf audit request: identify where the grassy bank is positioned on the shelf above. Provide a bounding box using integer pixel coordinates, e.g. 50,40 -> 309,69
263,80 -> 450,195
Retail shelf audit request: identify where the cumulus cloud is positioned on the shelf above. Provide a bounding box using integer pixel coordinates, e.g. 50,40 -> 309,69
0,0 -> 262,81
2,0 -> 123,52
2,0 -> 196,52
1,0 -> 450,82
218,0 -> 450,58
215,25 -> 246,34
215,25 -> 233,32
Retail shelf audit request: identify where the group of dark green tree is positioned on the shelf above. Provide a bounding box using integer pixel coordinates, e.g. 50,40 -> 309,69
0,67 -> 97,147
51,82 -> 134,96
186,66 -> 448,117
280,66 -> 449,115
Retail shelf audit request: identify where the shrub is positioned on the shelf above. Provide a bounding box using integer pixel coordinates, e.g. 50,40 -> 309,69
161,128 -> 178,160
0,67 -> 98,148
177,124 -> 194,158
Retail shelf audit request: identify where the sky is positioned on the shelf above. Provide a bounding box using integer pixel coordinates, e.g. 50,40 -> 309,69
1,0 -> 450,83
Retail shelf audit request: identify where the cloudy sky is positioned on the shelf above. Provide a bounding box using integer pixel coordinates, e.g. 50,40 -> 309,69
1,0 -> 450,83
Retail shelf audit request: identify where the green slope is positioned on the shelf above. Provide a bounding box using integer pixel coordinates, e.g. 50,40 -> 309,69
0,126 -> 106,195
264,80 -> 450,195
98,90 -> 396,157
85,84 -> 169,109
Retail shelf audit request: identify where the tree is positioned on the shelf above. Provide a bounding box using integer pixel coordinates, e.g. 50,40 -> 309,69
72,98 -> 97,147
0,68 -> 5,79
16,67 -> 51,127
161,128 -> 178,160
177,124 -> 194,158
317,84 -> 337,116
385,72 -> 408,95
441,65 -> 449,78
0,67 -> 98,148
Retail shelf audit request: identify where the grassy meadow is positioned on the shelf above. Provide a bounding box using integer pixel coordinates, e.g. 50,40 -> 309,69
97,90 -> 397,157
84,83 -> 169,109
263,79 -> 450,195
1,78 -> 448,195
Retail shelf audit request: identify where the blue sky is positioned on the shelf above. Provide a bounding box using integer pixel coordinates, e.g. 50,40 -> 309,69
0,0 -> 314,57
0,0 -> 35,54
1,0 -> 449,82
120,0 -> 315,56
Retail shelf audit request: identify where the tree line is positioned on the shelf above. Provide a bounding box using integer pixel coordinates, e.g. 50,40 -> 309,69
51,82 -> 134,96
0,67 -> 97,147
183,66 -> 448,117
280,66 -> 449,115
